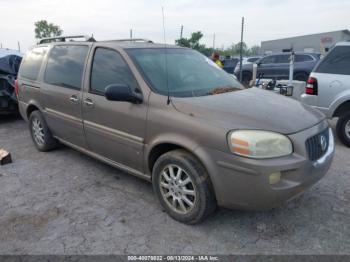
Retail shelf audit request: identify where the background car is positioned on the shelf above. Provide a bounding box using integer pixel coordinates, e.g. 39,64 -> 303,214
223,56 -> 262,74
222,58 -> 239,74
233,56 -> 262,74
0,54 -> 22,114
235,53 -> 321,84
301,42 -> 350,147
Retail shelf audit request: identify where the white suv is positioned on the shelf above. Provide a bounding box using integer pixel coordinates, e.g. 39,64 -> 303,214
301,42 -> 350,147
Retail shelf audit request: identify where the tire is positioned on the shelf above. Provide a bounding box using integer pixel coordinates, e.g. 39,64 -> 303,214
242,72 -> 252,86
29,110 -> 58,151
294,72 -> 309,82
152,149 -> 216,224
336,112 -> 350,147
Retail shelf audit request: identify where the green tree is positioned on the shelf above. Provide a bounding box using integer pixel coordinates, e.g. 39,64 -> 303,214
175,31 -> 213,56
232,42 -> 248,55
219,42 -> 250,57
176,31 -> 260,58
34,20 -> 63,39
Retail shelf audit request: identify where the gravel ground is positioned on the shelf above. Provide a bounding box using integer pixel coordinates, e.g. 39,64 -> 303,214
0,116 -> 349,255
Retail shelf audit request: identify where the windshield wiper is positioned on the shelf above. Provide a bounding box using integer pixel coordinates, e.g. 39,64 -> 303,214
207,86 -> 241,95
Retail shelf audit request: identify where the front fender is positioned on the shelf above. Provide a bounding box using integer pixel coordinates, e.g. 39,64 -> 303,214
144,133 -> 201,175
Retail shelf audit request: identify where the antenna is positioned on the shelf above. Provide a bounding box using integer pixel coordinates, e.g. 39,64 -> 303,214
161,6 -> 170,105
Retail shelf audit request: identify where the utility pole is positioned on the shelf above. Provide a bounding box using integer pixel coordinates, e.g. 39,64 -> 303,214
17,41 -> 21,52
239,17 -> 245,83
130,29 -> 133,39
213,33 -> 216,50
288,46 -> 295,87
180,25 -> 183,39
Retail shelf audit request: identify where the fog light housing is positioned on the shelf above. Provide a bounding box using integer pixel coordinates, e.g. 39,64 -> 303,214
269,172 -> 281,185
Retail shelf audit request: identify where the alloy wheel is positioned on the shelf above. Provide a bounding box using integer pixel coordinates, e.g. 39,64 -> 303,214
159,164 -> 197,214
32,118 -> 45,146
345,120 -> 350,140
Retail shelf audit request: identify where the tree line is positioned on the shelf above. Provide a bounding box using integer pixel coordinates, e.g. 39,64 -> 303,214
33,20 -> 261,57
175,31 -> 261,57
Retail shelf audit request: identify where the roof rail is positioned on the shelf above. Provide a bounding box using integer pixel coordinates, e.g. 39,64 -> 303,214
38,35 -> 96,44
102,38 -> 153,43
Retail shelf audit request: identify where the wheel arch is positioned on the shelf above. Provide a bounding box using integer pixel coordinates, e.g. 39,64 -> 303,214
25,100 -> 43,120
333,100 -> 350,118
27,104 -> 40,118
293,71 -> 309,81
293,70 -> 309,76
146,140 -> 218,203
146,138 -> 211,181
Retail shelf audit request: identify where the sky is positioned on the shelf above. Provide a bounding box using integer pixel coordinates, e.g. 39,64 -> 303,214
1,0 -> 350,52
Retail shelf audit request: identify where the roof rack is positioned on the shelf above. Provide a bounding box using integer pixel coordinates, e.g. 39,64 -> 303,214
38,35 -> 96,44
102,38 -> 153,43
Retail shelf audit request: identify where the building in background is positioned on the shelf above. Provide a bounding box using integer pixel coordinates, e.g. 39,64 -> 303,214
261,29 -> 350,54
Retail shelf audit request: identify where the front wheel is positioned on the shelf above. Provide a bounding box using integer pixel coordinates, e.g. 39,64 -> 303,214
336,112 -> 350,147
152,150 -> 216,224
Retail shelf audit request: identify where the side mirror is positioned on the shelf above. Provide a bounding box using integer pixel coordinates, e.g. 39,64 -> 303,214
105,84 -> 142,104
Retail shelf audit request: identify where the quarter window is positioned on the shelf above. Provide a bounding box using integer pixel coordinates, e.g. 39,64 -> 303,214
90,48 -> 139,94
315,46 -> 350,75
44,45 -> 89,90
19,46 -> 48,80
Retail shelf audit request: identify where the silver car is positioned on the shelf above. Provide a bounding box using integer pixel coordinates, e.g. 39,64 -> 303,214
17,36 -> 334,224
301,41 -> 350,147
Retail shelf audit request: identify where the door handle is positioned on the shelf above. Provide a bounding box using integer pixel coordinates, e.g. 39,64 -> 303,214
84,98 -> 94,107
69,95 -> 79,103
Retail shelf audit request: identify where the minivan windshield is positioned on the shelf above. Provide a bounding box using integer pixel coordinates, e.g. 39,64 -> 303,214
127,48 -> 244,97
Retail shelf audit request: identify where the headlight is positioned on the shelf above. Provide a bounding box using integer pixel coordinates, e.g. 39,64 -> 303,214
228,130 -> 293,159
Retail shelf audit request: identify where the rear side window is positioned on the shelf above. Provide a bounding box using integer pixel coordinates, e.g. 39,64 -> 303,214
295,55 -> 314,62
247,57 -> 259,63
90,48 -> 139,94
19,46 -> 48,80
275,55 -> 289,63
315,46 -> 350,75
44,45 -> 89,90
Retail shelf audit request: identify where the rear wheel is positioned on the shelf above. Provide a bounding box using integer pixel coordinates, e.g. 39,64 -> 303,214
29,110 -> 58,151
294,72 -> 309,82
152,149 -> 216,224
336,112 -> 350,147
241,72 -> 252,86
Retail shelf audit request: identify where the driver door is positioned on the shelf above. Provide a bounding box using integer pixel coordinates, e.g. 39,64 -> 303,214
82,47 -> 148,173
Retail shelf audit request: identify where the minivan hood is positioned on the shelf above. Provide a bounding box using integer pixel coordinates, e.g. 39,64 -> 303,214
172,87 -> 325,134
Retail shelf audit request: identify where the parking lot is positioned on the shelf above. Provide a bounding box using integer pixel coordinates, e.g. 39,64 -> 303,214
0,115 -> 349,255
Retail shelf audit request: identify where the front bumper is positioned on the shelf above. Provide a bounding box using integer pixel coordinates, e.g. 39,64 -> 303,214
195,120 -> 334,210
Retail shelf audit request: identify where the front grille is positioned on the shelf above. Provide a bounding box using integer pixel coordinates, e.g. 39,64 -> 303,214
305,128 -> 329,161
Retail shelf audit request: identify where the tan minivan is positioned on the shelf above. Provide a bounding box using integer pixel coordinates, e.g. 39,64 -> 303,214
17,36 -> 334,224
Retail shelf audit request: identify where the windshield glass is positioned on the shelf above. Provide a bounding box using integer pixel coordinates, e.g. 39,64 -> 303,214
127,48 -> 244,97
